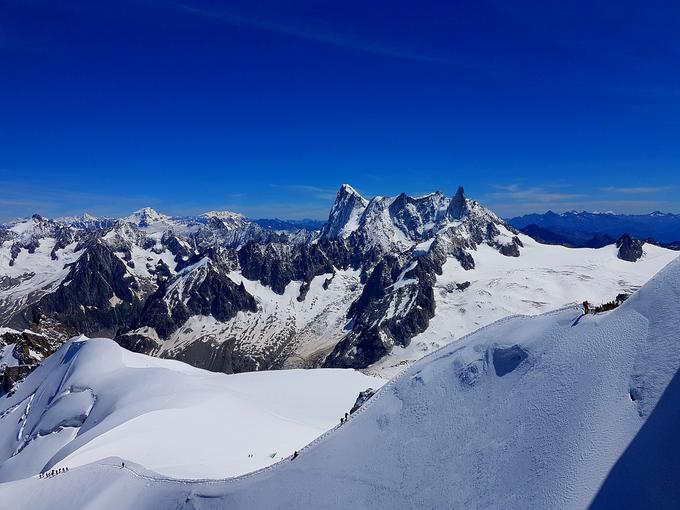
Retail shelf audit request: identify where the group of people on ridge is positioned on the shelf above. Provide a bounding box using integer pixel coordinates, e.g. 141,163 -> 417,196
39,466 -> 68,478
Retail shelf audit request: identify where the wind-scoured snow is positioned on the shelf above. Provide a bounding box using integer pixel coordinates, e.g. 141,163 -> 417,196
0,338 -> 384,482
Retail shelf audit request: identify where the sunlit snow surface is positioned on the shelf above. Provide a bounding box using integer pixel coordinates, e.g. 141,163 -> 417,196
2,257 -> 679,509
0,339 -> 384,482
370,234 -> 679,377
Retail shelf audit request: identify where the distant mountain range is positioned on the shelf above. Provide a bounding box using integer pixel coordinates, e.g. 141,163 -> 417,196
3,212 -> 324,234
1,188 -> 677,385
507,210 -> 680,248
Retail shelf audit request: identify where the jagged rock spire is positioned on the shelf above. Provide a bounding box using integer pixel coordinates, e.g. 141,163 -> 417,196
322,184 -> 369,239
447,186 -> 468,219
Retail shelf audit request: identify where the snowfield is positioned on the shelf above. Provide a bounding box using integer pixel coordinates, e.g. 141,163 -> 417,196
370,234 -> 678,376
0,340 -> 384,482
1,257 -> 679,508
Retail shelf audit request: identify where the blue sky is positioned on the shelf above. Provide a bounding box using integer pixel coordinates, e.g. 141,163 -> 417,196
1,0 -> 679,221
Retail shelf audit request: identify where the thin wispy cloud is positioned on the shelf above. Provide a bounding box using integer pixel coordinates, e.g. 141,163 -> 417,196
165,1 -> 451,65
482,183 -> 676,216
269,184 -> 339,201
486,184 -> 585,203
601,186 -> 672,194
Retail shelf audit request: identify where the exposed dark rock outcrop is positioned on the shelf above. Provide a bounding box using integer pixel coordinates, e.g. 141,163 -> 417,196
113,332 -> 160,354
617,234 -> 644,262
0,328 -> 61,393
135,257 -> 257,340
325,243 -> 447,368
1,365 -> 33,394
350,388 -> 377,414
26,240 -> 142,337
498,236 -> 523,257
166,337 -> 238,374
237,242 -> 338,295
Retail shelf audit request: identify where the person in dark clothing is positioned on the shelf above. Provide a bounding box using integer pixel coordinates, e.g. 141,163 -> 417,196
344,412 -> 349,420
291,451 -> 299,460
582,300 -> 590,315
122,462 -> 125,468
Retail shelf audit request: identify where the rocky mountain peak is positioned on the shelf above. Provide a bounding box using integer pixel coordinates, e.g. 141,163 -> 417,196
339,183 -> 362,197
322,184 -> 369,239
124,207 -> 170,227
447,186 -> 468,219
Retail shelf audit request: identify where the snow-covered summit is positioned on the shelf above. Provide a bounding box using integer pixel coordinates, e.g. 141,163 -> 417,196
123,207 -> 171,228
0,336 -> 384,483
321,184 -> 506,254
201,210 -> 249,230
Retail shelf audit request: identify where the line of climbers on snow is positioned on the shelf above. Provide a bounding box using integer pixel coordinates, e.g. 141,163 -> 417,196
39,466 -> 69,478
291,411 -> 354,462
582,293 -> 629,315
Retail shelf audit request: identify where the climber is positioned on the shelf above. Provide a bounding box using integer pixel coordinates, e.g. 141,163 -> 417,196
582,300 -> 590,315
291,450 -> 299,461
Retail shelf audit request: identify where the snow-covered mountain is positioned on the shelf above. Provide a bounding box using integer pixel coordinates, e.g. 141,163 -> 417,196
1,186 -> 677,383
321,183 -> 369,238
2,253 -> 679,509
0,336 -> 383,482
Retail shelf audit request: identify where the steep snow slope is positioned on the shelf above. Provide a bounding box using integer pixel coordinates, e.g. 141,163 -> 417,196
3,257 -> 678,509
0,338 -> 383,482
